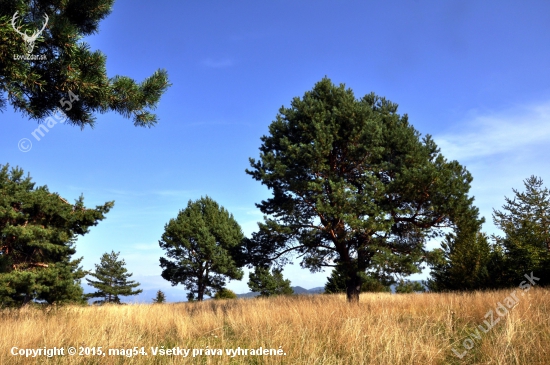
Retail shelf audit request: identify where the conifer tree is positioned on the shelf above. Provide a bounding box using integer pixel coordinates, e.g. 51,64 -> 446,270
152,290 -> 166,304
0,164 -> 113,307
492,176 -> 550,286
244,78 -> 483,302
247,267 -> 293,297
426,213 -> 493,292
395,279 -> 425,293
324,264 -> 390,294
86,251 -> 142,304
159,197 -> 244,302
0,0 -> 170,128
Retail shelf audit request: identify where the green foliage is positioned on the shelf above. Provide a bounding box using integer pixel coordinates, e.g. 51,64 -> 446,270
214,288 -> 237,300
324,265 -> 390,294
152,290 -> 166,304
428,176 -> 550,291
86,251 -> 142,304
0,0 -> 170,128
248,266 -> 293,297
427,224 -> 494,292
245,77 -> 482,302
159,196 -> 244,302
395,279 -> 425,293
491,176 -> 550,286
0,164 -> 113,307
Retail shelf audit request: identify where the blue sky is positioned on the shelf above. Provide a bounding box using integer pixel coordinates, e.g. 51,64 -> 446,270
2,0 -> 550,301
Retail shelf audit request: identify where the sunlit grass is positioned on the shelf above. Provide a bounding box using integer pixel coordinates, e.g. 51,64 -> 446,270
1,289 -> 549,364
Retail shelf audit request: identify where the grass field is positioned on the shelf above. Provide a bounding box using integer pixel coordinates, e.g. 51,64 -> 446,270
1,289 -> 549,364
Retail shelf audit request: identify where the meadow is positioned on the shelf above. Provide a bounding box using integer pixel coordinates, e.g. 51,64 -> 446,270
1,289 -> 549,365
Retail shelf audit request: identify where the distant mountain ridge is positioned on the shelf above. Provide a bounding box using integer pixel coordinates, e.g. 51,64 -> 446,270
236,286 -> 325,298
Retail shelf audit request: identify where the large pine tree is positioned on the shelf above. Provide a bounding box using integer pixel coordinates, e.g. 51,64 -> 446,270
0,163 -> 113,307
245,78 -> 483,302
0,0 -> 170,128
86,251 -> 142,304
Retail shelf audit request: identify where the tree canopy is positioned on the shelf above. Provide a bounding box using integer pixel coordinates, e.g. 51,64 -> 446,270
159,196 -> 244,302
0,163 -> 113,307
245,77 -> 483,302
0,0 -> 170,128
86,251 -> 142,304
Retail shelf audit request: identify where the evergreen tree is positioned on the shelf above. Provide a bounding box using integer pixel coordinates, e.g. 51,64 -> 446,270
492,176 -> 550,286
395,279 -> 425,293
244,78 -> 483,302
152,290 -> 166,304
247,267 -> 293,297
0,1 -> 170,128
0,164 -> 113,307
86,251 -> 142,304
214,288 -> 237,300
324,264 -> 390,294
159,197 -> 244,302
426,210 -> 494,291
427,231 -> 494,292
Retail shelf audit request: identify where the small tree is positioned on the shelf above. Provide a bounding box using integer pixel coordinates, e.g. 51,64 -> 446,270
427,212 -> 494,292
159,197 -> 244,301
492,176 -> 550,286
152,290 -> 166,304
86,251 -> 142,304
324,264 -> 390,294
214,288 -> 237,300
248,267 -> 294,297
395,280 -> 425,293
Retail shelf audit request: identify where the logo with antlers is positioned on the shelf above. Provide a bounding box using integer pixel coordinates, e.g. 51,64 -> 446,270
11,11 -> 49,55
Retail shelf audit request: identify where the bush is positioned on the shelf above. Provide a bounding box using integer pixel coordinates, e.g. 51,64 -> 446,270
214,288 -> 237,300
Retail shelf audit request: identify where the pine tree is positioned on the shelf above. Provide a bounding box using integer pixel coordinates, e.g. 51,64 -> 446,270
426,216 -> 494,292
324,264 -> 390,294
244,77 -> 483,302
152,290 -> 166,304
248,267 -> 294,297
159,197 -> 244,302
0,164 -> 113,307
86,251 -> 142,304
492,176 -> 550,286
0,1 -> 170,128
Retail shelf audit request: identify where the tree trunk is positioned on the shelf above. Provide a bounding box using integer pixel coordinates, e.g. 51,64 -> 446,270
346,271 -> 361,303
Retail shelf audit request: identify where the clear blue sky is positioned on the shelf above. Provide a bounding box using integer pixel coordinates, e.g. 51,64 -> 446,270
2,0 -> 550,301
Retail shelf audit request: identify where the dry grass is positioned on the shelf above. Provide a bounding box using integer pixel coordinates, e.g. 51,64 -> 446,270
1,288 -> 549,364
